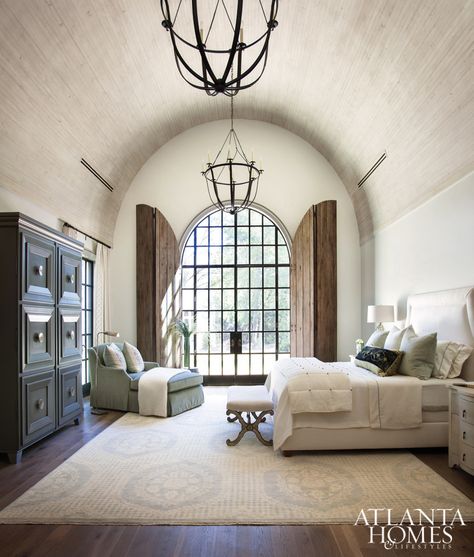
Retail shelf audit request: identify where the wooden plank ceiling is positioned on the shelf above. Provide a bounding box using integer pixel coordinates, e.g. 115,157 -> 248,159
0,0 -> 472,245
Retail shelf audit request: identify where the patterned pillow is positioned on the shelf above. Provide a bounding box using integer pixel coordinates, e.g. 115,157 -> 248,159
103,343 -> 127,370
123,341 -> 145,372
355,346 -> 403,377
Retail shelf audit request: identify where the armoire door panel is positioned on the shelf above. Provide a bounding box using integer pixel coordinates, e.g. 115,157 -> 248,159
58,308 -> 81,365
58,364 -> 82,425
22,305 -> 55,373
22,232 -> 55,303
58,246 -> 82,306
22,370 -> 55,445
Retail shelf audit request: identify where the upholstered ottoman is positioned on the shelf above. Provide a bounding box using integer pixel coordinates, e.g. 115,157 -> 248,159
226,385 -> 274,446
129,370 -> 204,416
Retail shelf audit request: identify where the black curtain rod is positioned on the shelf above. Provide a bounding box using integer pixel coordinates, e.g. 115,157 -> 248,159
63,222 -> 111,249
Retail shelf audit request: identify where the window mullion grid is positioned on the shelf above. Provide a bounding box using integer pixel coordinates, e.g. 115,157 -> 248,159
261,222 -> 264,374
275,226 -> 280,360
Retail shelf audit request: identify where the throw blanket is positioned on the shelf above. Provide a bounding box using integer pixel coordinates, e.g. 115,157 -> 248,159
285,359 -> 352,413
267,358 -> 423,450
138,368 -> 184,417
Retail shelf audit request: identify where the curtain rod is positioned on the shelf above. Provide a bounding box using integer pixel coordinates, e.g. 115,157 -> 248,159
63,222 -> 112,249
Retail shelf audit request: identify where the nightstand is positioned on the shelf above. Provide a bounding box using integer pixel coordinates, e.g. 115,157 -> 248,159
349,355 -> 356,364
448,383 -> 474,476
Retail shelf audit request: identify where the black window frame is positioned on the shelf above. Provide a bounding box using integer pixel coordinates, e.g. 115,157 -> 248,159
81,258 -> 94,395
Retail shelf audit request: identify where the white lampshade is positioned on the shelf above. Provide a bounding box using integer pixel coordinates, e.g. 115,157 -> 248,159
367,305 -> 394,324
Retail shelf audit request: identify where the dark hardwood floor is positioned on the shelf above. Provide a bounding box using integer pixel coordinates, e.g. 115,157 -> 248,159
0,401 -> 473,557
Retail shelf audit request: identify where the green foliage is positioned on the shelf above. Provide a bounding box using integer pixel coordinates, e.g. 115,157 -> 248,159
169,318 -> 196,340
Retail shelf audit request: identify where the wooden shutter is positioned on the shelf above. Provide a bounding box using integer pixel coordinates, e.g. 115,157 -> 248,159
136,204 -> 179,365
290,200 -> 337,361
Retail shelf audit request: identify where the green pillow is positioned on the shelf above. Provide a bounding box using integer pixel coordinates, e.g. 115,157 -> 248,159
399,329 -> 437,379
366,329 -> 389,348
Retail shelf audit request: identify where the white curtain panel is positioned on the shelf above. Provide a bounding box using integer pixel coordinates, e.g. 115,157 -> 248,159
94,243 -> 111,343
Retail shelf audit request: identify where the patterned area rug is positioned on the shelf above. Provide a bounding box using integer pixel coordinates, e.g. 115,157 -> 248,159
0,388 -> 473,525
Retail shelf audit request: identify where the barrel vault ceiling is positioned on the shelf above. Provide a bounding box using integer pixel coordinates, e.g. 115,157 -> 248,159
0,0 -> 473,245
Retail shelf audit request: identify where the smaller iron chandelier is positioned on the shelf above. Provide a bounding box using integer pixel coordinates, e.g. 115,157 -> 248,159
161,0 -> 279,96
203,96 -> 263,214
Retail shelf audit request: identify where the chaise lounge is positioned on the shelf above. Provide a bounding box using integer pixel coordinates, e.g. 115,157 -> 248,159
88,343 -> 204,416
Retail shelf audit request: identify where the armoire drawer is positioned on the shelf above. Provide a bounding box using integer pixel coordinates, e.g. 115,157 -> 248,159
58,365 -> 83,425
22,305 -> 55,373
58,308 -> 81,365
21,232 -> 55,304
22,370 -> 55,446
459,395 -> 474,426
57,246 -> 82,306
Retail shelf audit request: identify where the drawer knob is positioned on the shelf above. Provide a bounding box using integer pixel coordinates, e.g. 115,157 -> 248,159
34,265 -> 44,277
33,332 -> 44,343
67,274 -> 75,285
462,409 -> 466,418
67,330 -> 75,341
462,453 -> 466,462
36,399 -> 45,411
463,431 -> 466,440
68,387 -> 76,397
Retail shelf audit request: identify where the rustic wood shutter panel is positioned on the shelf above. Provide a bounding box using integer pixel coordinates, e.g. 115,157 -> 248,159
136,204 -> 179,365
290,200 -> 337,361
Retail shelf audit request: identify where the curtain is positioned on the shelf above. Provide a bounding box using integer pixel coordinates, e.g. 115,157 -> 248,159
94,243 -> 111,344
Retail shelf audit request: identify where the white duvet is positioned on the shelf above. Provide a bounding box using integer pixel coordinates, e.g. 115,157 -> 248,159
266,358 -> 424,450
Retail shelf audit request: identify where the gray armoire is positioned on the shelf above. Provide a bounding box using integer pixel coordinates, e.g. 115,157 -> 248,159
0,213 -> 83,464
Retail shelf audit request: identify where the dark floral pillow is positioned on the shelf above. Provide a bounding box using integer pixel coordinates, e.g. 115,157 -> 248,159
355,346 -> 403,377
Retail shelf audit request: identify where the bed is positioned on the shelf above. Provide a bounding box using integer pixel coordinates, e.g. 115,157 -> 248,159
268,286 -> 474,452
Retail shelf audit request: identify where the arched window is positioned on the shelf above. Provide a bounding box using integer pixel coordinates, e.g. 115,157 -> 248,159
181,206 -> 291,380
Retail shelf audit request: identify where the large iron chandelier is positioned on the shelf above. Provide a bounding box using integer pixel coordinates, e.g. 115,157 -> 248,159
203,94 -> 262,214
160,0 -> 279,96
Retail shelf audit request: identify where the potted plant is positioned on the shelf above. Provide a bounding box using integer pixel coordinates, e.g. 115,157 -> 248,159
355,338 -> 364,354
169,318 -> 196,368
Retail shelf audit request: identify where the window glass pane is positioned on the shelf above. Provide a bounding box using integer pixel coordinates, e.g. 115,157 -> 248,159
237,290 -> 249,309
263,289 -> 275,309
196,311 -> 208,332
182,247 -> 194,266
242,332 -> 250,352
196,354 -> 209,375
222,212 -> 234,226
237,227 -> 249,244
196,228 -> 209,246
237,246 -> 249,265
250,289 -> 262,309
223,227 -> 235,246
222,311 -> 234,331
196,290 -> 208,310
209,212 -> 221,226
222,333 -> 230,353
195,247 -> 208,265
182,289 -> 194,310
264,267 -> 275,287
222,268 -> 234,288
250,332 -> 262,351
209,247 -> 221,265
263,246 -> 275,264
208,333 -> 221,353
264,311 -> 276,331
237,311 -> 250,331
222,354 -> 234,375
209,290 -> 221,310
208,311 -> 221,332
279,288 -> 290,309
250,268 -> 262,287
196,268 -> 208,289
278,267 -> 290,288
237,210 -> 249,225
277,231 -> 285,245
210,228 -> 221,245
263,227 -> 275,244
250,354 -> 263,374
222,246 -> 234,265
278,245 -> 289,264
250,246 -> 262,264
250,227 -> 262,244
237,267 -> 249,288
278,310 -> 290,331
209,268 -> 221,288
264,354 -> 276,373
237,354 -> 250,375
264,332 -> 276,352
279,332 -> 290,352
86,286 -> 93,309
262,215 -> 273,226
196,333 -> 210,352
222,290 -> 234,310
250,211 -> 262,226
182,268 -> 194,288
250,311 -> 263,330
209,355 -> 221,375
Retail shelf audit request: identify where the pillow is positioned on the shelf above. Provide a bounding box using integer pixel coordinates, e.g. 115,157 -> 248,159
355,346 -> 403,377
366,329 -> 389,348
384,325 -> 411,351
103,343 -> 127,370
447,343 -> 473,379
399,329 -> 437,380
123,341 -> 145,372
433,341 -> 459,379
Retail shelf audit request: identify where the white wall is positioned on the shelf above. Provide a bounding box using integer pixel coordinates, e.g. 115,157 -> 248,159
0,185 -> 61,230
361,171 -> 474,339
110,119 -> 361,360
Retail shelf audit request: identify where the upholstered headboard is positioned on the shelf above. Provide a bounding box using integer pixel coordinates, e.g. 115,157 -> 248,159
405,286 -> 474,381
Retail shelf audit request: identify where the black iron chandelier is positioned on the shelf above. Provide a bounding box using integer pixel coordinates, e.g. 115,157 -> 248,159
160,0 -> 279,96
202,94 -> 262,214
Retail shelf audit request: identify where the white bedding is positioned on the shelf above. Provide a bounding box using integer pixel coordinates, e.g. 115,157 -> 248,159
267,359 -> 462,450
138,367 -> 183,417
